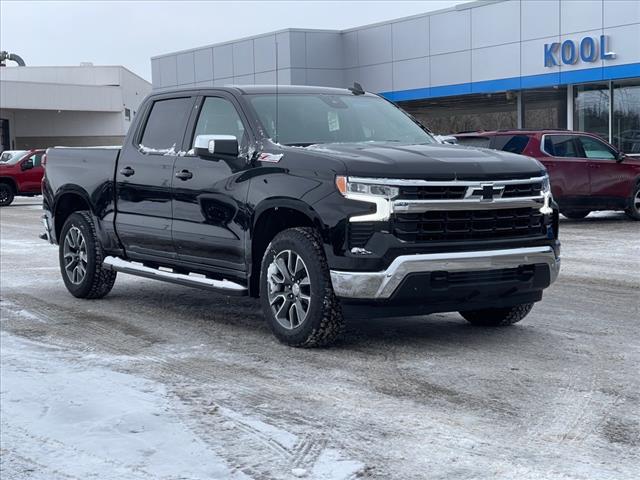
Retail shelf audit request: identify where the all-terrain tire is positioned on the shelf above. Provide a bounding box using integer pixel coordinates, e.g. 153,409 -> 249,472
59,211 -> 117,299
260,227 -> 344,347
0,183 -> 15,206
460,303 -> 534,326
624,183 -> 640,220
562,210 -> 590,220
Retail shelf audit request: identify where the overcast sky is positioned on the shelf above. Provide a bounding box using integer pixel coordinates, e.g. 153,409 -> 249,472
1,1 -> 469,82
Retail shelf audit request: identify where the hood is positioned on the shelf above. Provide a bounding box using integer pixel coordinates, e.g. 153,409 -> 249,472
307,142 -> 546,180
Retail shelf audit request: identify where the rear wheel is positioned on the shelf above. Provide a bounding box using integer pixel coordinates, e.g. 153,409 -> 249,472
561,210 -> 590,220
59,211 -> 117,298
0,183 -> 14,206
460,303 -> 534,326
625,183 -> 640,220
260,227 -> 344,347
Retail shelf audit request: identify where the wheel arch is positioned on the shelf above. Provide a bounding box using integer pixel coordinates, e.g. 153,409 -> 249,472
249,198 -> 324,297
53,187 -> 94,243
0,176 -> 18,193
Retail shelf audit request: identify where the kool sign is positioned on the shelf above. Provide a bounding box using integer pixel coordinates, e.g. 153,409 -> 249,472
544,35 -> 616,67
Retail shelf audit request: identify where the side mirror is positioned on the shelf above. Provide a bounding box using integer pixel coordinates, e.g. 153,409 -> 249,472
21,159 -> 34,170
616,151 -> 626,162
194,134 -> 239,159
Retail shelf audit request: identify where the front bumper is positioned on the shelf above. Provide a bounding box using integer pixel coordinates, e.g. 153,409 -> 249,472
330,245 -> 560,300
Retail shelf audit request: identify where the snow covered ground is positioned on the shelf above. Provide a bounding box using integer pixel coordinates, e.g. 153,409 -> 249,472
1,197 -> 639,479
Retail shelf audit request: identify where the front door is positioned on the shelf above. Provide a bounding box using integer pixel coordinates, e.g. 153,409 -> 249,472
20,151 -> 45,192
115,95 -> 194,259
575,135 -> 626,199
171,94 -> 252,272
540,134 -> 590,200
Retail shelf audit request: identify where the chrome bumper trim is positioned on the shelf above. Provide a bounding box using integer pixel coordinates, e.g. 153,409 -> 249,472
392,196 -> 544,212
330,246 -> 560,300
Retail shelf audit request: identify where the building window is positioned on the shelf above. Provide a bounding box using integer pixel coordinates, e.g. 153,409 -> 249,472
612,81 -> 640,154
124,108 -> 131,121
574,83 -> 610,140
522,87 -> 567,130
399,92 -> 518,135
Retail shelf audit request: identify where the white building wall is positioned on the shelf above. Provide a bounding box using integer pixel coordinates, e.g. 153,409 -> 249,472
151,0 -> 640,96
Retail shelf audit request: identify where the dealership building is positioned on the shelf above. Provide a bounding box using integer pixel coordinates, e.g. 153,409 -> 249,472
0,65 -> 151,151
152,0 -> 640,154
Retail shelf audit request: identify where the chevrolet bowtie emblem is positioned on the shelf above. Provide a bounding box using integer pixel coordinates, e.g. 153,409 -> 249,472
467,184 -> 505,201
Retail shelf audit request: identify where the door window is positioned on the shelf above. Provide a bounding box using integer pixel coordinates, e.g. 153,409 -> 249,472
192,97 -> 246,146
31,153 -> 43,167
139,97 -> 193,152
543,135 -> 579,158
576,136 -> 617,160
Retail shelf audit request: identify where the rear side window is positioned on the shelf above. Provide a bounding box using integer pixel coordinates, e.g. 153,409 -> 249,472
455,137 -> 491,148
139,97 -> 193,151
544,135 -> 578,157
493,135 -> 530,154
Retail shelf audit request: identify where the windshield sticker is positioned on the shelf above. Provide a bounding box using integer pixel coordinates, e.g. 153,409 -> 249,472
328,111 -> 340,132
259,152 -> 283,163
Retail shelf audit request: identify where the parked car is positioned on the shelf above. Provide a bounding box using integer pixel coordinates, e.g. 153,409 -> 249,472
42,85 -> 560,347
454,130 -> 640,220
0,149 -> 46,206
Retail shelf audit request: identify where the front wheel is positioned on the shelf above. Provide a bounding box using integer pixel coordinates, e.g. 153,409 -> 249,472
260,227 -> 344,347
59,211 -> 117,298
625,183 -> 640,220
561,210 -> 590,220
0,183 -> 14,206
460,303 -> 534,326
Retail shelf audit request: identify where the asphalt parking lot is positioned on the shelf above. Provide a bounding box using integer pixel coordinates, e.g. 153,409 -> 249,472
1,197 -> 639,480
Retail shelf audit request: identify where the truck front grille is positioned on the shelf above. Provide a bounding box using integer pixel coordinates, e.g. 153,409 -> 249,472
393,207 -> 546,243
502,182 -> 543,198
398,185 -> 467,200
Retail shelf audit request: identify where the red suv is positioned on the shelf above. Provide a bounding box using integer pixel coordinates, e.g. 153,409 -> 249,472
0,149 -> 46,206
454,130 -> 640,220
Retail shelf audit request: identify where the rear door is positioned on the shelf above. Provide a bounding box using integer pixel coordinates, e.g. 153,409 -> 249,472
170,93 -> 252,272
540,134 -> 590,199
574,134 -> 627,198
115,95 -> 195,259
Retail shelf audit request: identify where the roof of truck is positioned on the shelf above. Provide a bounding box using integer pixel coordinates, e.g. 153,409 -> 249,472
152,84 -> 377,96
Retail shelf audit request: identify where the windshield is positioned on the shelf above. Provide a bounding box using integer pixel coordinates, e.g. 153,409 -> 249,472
248,94 -> 435,146
0,150 -> 28,165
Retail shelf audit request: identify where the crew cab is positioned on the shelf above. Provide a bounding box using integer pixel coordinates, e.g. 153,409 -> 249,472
0,149 -> 46,206
454,130 -> 640,220
42,86 -> 560,347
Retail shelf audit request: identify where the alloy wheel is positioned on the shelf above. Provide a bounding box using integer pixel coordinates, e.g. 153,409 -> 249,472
63,226 -> 88,284
0,188 -> 9,203
266,249 -> 311,329
634,189 -> 640,214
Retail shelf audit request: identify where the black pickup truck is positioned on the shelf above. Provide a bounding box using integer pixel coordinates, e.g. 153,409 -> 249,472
42,85 -> 560,347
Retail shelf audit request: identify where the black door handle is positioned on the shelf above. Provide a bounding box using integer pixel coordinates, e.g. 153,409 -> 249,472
119,166 -> 135,177
175,169 -> 193,180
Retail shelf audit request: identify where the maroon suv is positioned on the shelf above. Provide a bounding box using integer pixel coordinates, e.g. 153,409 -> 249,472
454,130 -> 640,220
0,149 -> 46,206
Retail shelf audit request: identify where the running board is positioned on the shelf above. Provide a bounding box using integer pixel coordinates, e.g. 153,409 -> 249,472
102,256 -> 247,296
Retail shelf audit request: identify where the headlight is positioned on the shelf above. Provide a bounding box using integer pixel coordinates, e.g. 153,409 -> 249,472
540,174 -> 553,215
541,174 -> 552,195
335,176 -> 399,199
335,176 -> 398,222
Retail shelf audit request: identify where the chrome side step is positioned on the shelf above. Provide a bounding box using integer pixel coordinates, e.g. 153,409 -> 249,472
103,256 -> 247,296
